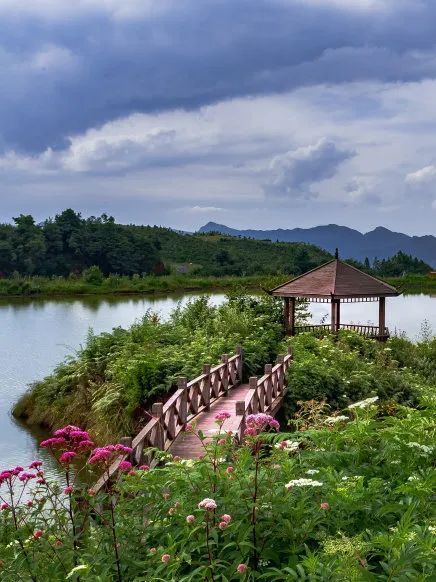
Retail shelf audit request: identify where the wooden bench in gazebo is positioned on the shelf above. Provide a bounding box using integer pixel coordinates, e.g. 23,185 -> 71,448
270,255 -> 400,341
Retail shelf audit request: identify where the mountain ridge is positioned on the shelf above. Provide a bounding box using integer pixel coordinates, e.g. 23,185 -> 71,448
199,222 -> 436,267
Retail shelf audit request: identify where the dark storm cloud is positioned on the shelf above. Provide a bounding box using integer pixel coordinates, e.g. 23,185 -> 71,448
2,0 -> 436,153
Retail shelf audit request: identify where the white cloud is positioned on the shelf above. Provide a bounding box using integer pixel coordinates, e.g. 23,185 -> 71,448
405,165 -> 436,184
187,206 -> 224,213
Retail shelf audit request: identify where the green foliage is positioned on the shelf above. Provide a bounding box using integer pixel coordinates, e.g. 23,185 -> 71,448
373,251 -> 432,277
282,332 -> 428,418
1,365 -> 435,580
13,294 -> 289,442
82,265 -> 104,285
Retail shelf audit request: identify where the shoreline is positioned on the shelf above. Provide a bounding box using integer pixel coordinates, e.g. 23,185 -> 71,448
0,274 -> 434,299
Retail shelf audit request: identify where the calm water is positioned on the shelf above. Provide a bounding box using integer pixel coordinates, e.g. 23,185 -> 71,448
0,292 -> 434,478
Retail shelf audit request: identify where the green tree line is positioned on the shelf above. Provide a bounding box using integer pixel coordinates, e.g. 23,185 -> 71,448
0,210 -> 432,280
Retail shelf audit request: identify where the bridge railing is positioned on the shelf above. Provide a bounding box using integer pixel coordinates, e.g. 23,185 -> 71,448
91,347 -> 243,493
235,347 -> 293,443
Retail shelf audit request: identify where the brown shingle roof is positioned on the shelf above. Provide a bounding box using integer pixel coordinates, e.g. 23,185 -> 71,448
270,259 -> 399,298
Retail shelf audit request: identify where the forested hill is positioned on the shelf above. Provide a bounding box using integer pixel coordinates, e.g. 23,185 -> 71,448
199,222 -> 436,267
0,210 -> 332,277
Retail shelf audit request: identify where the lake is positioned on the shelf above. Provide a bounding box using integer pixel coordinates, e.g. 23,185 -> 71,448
0,292 -> 434,479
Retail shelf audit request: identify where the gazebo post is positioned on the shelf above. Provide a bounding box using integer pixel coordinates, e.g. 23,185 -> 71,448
330,298 -> 337,332
289,297 -> 295,336
283,297 -> 290,334
378,297 -> 386,338
283,297 -> 295,335
336,299 -> 341,331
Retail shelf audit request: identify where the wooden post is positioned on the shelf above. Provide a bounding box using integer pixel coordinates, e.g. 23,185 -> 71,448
235,400 -> 245,415
236,346 -> 243,383
202,364 -> 211,410
221,354 -> 229,394
335,300 -> 341,331
289,298 -> 295,336
178,378 -> 188,424
331,298 -> 336,332
151,402 -> 164,451
379,297 -> 386,338
284,297 -> 290,334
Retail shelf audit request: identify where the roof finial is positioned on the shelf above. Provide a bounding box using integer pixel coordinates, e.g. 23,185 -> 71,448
335,248 -> 339,260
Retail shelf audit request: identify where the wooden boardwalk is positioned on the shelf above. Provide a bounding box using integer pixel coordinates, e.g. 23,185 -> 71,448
92,348 -> 293,493
169,383 -> 250,459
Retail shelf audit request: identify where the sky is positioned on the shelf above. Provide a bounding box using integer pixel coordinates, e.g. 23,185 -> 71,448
1,0 -> 436,235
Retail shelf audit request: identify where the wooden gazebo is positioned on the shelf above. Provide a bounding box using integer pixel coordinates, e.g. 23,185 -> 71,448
270,258 -> 400,340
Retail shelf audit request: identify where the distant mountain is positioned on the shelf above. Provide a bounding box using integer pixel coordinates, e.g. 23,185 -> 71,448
199,223 -> 436,267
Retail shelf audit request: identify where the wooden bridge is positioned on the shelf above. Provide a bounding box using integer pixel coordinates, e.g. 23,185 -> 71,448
92,347 -> 293,493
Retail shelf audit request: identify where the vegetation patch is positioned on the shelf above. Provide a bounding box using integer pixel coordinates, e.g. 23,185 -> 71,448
1,333 -> 435,580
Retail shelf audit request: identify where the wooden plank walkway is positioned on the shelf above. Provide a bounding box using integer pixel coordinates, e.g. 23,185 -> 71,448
169,383 -> 250,459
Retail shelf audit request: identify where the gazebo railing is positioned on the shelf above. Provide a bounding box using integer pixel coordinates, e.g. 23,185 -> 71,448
293,324 -> 389,339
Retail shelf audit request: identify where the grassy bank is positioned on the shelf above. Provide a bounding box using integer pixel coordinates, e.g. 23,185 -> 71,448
385,274 -> 436,294
1,272 -> 435,298
0,273 -> 284,298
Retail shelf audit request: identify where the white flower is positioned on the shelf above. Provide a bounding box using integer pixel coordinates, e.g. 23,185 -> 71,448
428,525 -> 436,534
306,469 -> 320,475
406,442 -> 433,454
408,475 -> 419,482
285,478 -> 323,489
274,440 -> 300,453
348,396 -> 379,409
325,415 -> 349,424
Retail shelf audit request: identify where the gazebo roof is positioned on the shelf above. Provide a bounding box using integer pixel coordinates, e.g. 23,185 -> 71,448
270,259 -> 399,299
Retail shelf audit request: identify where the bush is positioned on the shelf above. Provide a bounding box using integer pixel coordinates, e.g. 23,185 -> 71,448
82,265 -> 104,285
283,332 -> 424,419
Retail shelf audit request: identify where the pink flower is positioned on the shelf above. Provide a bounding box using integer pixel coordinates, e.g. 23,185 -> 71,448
29,461 -> 43,469
119,461 -> 133,472
59,451 -> 76,464
138,464 -> 150,471
245,413 -> 279,434
186,515 -> 195,524
244,427 -> 257,436
221,514 -> 231,523
1,503 -> 10,510
64,486 -> 74,495
226,466 -> 234,474
237,563 -> 248,573
26,500 -> 33,508
18,472 -> 37,481
215,411 -> 231,424
13,466 -> 24,473
149,547 -> 157,554
33,530 -> 44,540
161,554 -> 171,563
198,498 -> 217,511
320,502 -> 330,510
37,478 -> 46,485
40,437 -> 67,448
218,439 -> 226,445
218,521 -> 228,530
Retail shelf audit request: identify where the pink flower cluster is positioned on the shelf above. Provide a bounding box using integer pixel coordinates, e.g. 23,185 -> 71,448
0,463 -> 42,487
215,411 -> 231,424
40,425 -> 94,452
198,497 -> 217,511
218,513 -> 232,529
88,444 -> 133,466
244,413 -> 279,436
